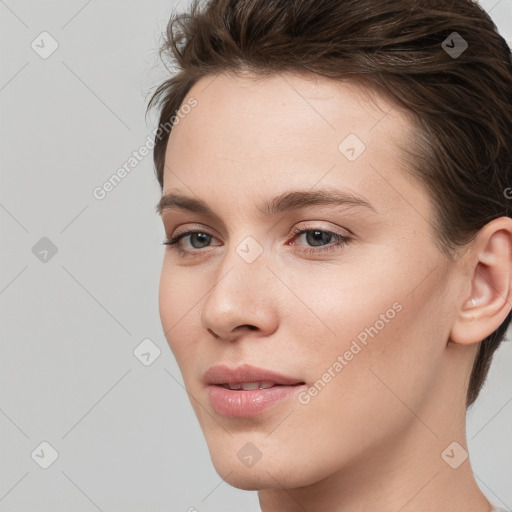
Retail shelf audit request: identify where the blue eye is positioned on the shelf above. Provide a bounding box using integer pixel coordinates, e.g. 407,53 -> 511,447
163,231 -> 218,255
163,228 -> 352,256
291,229 -> 350,250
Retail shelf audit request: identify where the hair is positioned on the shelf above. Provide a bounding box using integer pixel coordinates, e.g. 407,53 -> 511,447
146,0 -> 512,408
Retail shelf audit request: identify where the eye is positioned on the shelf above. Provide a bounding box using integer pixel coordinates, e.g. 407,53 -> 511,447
287,227 -> 352,254
162,226 -> 353,256
163,230 -> 220,256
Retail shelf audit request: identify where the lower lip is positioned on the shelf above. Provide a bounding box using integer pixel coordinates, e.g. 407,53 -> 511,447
207,384 -> 305,417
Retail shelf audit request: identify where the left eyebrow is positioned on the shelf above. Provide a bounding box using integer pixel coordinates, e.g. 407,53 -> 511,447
155,187 -> 377,217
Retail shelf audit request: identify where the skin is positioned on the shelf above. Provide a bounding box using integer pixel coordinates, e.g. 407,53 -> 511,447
157,70 -> 512,512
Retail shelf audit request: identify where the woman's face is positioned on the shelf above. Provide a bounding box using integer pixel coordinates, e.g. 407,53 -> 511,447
158,71 -> 463,490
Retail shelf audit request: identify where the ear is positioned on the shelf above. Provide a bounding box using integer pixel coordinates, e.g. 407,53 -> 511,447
450,217 -> 512,346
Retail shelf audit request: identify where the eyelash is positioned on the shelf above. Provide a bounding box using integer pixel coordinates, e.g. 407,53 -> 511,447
162,227 -> 352,257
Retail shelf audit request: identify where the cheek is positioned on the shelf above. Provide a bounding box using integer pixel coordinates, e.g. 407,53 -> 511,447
282,254 -> 405,355
286,254 -> 446,415
158,260 -> 202,364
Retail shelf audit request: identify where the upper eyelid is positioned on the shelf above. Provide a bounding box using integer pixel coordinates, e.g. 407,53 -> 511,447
169,220 -> 353,237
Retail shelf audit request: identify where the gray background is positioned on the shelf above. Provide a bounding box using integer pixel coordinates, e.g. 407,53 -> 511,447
0,0 -> 511,510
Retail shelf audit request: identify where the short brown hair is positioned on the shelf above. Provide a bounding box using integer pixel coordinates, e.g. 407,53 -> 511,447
147,0 -> 512,408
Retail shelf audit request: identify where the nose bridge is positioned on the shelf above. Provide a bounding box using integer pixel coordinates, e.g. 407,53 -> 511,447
200,233 -> 277,334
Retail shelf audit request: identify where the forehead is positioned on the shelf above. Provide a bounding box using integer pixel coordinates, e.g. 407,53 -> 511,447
163,70 -> 428,221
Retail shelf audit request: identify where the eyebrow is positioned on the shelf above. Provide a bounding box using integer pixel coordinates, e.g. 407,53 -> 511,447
156,188 -> 377,217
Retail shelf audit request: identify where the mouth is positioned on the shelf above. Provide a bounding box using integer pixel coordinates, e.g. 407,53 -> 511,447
203,364 -> 306,417
218,381 -> 305,390
203,363 -> 305,387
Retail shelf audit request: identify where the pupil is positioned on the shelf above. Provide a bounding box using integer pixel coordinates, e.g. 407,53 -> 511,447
191,233 -> 210,248
307,230 -> 330,247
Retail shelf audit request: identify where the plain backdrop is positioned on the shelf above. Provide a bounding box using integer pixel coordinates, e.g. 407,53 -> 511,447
0,0 -> 511,510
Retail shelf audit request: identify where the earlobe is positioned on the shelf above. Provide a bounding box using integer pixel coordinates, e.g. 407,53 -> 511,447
450,218 -> 512,346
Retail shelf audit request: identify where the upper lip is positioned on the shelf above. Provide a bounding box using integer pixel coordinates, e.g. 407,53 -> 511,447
203,363 -> 304,386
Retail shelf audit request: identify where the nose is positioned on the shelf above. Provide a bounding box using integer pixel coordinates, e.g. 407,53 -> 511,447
200,241 -> 280,342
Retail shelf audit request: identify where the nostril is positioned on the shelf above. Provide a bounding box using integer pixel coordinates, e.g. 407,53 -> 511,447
235,325 -> 258,332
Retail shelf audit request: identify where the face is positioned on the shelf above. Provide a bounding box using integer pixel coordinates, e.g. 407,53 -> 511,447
158,71 -> 461,490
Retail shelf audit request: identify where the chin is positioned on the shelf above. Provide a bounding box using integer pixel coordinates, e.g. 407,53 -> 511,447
220,470 -> 272,491
212,461 -> 301,491
206,441 -> 322,491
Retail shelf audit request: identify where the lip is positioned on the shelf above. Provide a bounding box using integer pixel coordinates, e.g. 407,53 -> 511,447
203,363 -> 304,387
203,363 -> 306,418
